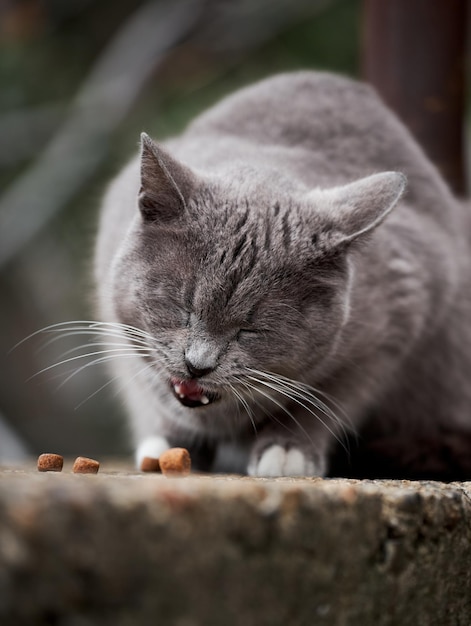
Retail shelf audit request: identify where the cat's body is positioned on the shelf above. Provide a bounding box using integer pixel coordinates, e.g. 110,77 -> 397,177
95,71 -> 471,478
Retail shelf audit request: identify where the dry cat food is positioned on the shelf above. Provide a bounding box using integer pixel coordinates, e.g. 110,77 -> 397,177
37,453 -> 64,472
158,447 -> 191,477
140,456 -> 161,472
72,456 -> 100,474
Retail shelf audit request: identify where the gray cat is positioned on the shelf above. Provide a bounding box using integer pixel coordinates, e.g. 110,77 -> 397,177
94,71 -> 471,478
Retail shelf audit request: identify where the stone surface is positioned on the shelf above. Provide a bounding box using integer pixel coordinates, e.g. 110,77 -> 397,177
0,465 -> 470,625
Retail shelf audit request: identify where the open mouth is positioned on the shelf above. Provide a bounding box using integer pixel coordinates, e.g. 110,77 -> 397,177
171,378 -> 219,408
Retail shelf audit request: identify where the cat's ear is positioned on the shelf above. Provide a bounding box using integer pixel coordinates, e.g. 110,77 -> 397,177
139,133 -> 196,223
310,171 -> 406,248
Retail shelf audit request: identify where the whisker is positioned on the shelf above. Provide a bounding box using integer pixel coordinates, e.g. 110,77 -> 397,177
73,375 -> 121,410
56,352 -> 154,389
245,373 -> 349,454
248,368 -> 353,439
251,372 -> 341,443
277,376 -> 352,431
248,368 -> 339,416
58,341 -> 158,358
74,359 -> 159,409
228,382 -> 258,435
84,321 -> 156,345
242,377 -> 314,446
237,379 -> 299,439
12,319 -> 174,419
38,329 -> 152,352
29,347 -> 154,381
11,319 -> 155,352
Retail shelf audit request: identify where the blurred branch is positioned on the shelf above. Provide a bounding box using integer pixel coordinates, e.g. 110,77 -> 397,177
0,103 -> 65,167
0,0 -> 205,269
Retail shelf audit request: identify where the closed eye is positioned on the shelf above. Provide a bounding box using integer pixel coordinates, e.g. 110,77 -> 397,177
237,328 -> 269,340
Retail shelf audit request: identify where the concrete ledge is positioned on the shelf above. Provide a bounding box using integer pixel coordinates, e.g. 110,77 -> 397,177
0,468 -> 470,625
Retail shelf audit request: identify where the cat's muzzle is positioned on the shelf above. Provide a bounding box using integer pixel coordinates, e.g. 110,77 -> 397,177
171,378 -> 220,408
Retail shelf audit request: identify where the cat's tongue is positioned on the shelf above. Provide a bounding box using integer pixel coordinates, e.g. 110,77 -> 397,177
172,379 -> 210,405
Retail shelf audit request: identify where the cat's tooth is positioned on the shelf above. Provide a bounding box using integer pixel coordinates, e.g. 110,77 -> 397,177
200,395 -> 210,405
174,384 -> 184,395
179,394 -> 186,399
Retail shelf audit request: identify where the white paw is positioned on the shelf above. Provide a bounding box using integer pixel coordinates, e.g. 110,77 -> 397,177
248,445 -> 323,477
135,436 -> 170,468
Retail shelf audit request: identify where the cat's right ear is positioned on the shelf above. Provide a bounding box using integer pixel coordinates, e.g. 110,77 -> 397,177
139,133 -> 196,223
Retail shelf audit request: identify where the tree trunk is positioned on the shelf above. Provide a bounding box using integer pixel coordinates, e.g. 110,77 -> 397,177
362,0 -> 468,196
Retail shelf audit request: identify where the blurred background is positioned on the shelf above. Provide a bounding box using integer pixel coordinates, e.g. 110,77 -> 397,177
0,0 -> 467,463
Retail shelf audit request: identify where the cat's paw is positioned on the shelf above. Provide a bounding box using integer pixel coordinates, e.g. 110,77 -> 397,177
247,444 -> 326,477
135,436 -> 170,468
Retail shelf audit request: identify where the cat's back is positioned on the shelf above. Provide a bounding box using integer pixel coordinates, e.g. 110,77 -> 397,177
186,71 -> 373,148
176,71 -> 454,219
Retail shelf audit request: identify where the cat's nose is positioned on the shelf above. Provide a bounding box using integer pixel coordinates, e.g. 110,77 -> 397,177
185,339 -> 218,377
184,358 -> 214,379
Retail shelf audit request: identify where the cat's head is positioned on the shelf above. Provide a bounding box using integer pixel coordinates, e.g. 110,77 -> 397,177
111,134 -> 405,427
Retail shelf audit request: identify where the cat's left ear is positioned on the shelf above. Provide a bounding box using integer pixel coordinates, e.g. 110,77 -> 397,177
309,171 -> 406,248
139,133 -> 196,223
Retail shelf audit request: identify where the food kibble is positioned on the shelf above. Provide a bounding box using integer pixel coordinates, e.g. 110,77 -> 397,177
37,453 -> 64,472
159,448 -> 191,477
73,456 -> 100,474
140,456 -> 161,473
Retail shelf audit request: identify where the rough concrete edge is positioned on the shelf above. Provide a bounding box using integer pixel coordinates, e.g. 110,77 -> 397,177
0,472 -> 470,625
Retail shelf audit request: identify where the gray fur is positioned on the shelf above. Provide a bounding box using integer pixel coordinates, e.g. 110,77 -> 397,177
94,71 -> 471,478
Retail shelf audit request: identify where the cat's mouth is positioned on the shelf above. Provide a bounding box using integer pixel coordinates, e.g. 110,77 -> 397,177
170,378 -> 219,408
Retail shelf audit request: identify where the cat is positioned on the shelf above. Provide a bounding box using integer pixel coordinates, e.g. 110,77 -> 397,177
94,71 -> 471,478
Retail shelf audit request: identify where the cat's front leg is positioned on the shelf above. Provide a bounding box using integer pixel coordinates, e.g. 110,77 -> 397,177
247,432 -> 328,477
135,435 -> 216,472
136,436 -> 171,468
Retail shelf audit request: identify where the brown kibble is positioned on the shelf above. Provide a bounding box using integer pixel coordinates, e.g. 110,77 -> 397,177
73,456 -> 100,474
159,448 -> 191,477
140,456 -> 161,473
37,453 -> 63,472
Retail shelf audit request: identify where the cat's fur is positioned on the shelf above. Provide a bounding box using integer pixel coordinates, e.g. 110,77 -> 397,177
94,71 -> 471,478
